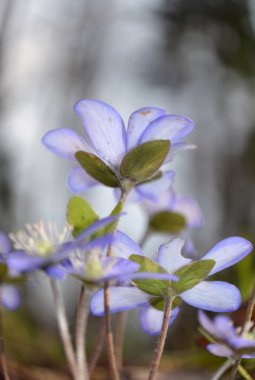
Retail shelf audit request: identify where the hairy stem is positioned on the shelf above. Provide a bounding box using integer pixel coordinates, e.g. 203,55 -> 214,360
148,297 -> 173,380
88,319 -> 105,374
0,308 -> 10,380
210,358 -> 233,380
115,312 -> 127,369
50,279 -> 77,379
75,285 -> 89,380
104,282 -> 120,380
230,279 -> 255,379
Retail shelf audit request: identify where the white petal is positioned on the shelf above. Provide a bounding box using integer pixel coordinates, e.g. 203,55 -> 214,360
158,238 -> 191,274
202,237 -> 253,276
42,128 -> 90,160
74,99 -> 127,166
139,114 -> 194,146
127,107 -> 165,150
140,305 -> 179,335
90,286 -> 150,316
67,166 -> 98,193
181,281 -> 241,312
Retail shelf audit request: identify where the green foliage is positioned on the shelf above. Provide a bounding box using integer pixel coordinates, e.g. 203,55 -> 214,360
149,211 -> 186,234
174,260 -> 215,294
129,254 -> 171,296
149,296 -> 182,311
67,196 -> 98,237
236,252 -> 255,301
120,140 -> 170,183
75,151 -> 119,187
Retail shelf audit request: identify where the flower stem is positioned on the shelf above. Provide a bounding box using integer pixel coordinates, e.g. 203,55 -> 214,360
115,311 -> 127,369
50,279 -> 77,379
0,308 -> 10,380
229,279 -> 255,379
75,285 -> 89,380
210,358 -> 233,380
148,297 -> 173,380
88,318 -> 105,374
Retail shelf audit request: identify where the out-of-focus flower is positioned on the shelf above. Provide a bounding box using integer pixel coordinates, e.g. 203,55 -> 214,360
91,237 -> 252,335
7,215 -> 119,276
42,99 -> 195,200
198,310 -> 255,358
0,233 -> 20,310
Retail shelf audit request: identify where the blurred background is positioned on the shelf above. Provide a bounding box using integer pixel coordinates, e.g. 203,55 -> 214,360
1,0 -> 255,378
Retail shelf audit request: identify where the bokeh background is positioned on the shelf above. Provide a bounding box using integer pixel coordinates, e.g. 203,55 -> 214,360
1,0 -> 255,378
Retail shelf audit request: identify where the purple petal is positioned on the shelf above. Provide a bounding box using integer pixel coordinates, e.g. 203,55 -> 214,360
139,114 -> 194,146
198,311 -> 236,340
202,237 -> 253,276
111,231 -> 143,259
67,166 -> 98,193
90,286 -> 150,316
172,195 -> 204,229
0,285 -> 20,310
42,128 -> 90,160
166,143 -> 197,162
140,305 -> 179,335
74,99 -> 127,166
181,281 -> 241,312
207,343 -> 233,358
158,238 -> 191,274
45,264 -> 71,280
0,232 -> 11,255
75,214 -> 124,243
136,171 -> 175,203
127,107 -> 165,150
7,252 -> 46,273
99,257 -> 140,282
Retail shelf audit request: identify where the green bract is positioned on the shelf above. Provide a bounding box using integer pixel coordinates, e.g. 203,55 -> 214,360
67,196 -> 99,237
120,140 -> 170,183
75,151 -> 120,188
173,260 -> 215,294
149,211 -> 186,234
129,254 -> 171,296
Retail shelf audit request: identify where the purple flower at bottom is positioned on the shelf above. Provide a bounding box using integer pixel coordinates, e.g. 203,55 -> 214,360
42,99 -> 195,200
0,233 -> 20,310
91,236 -> 253,335
198,311 -> 255,359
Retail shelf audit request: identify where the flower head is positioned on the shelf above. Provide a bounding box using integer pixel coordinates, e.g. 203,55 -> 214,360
7,215 -> 119,276
91,236 -> 253,335
42,100 -> 195,200
198,311 -> 255,359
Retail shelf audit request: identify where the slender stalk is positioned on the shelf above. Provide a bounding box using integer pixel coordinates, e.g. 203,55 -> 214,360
104,282 -> 120,380
230,279 -> 255,379
229,359 -> 241,380
115,312 -> 127,369
0,308 -> 10,380
139,228 -> 151,248
211,358 -> 233,380
148,297 -> 173,380
75,285 -> 89,380
88,319 -> 105,374
50,279 -> 77,379
103,189 -> 130,380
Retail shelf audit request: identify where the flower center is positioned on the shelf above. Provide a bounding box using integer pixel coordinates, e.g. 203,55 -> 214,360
9,221 -> 70,257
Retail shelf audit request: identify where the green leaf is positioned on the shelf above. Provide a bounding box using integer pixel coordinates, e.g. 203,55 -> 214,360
67,196 -> 99,237
129,254 -> 172,296
75,151 -> 119,188
149,296 -> 182,311
149,211 -> 186,234
173,259 -> 215,294
120,140 -> 170,183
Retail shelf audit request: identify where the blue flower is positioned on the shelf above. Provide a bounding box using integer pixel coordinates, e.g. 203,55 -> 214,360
198,311 -> 255,359
91,237 -> 253,335
42,99 -> 195,199
0,232 -> 20,310
7,216 -> 119,276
